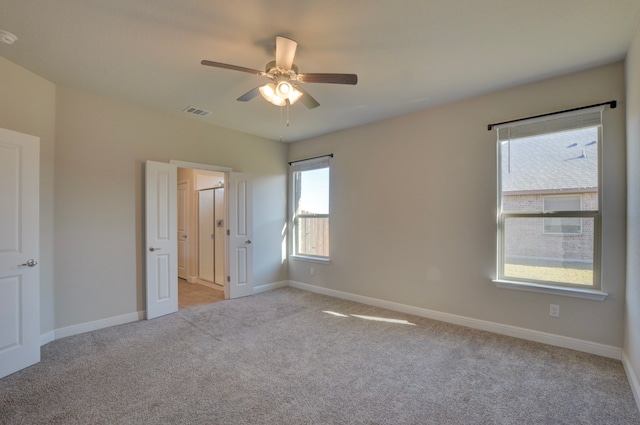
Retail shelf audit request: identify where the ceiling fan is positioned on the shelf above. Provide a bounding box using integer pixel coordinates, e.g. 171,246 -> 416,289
201,36 -> 357,109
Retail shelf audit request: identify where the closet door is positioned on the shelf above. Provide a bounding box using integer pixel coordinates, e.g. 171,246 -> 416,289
198,190 -> 214,282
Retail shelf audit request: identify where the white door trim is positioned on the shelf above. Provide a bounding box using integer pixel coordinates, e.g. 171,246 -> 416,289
170,160 -> 232,173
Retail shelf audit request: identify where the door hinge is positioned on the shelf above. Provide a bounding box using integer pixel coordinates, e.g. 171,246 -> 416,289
227,229 -> 230,236
226,276 -> 230,282
211,233 -> 215,239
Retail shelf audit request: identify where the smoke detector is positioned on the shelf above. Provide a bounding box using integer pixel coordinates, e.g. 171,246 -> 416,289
0,30 -> 17,45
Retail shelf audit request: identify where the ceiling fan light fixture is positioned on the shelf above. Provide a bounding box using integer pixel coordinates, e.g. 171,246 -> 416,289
259,83 -> 284,106
276,81 -> 291,97
288,87 -> 303,104
259,81 -> 302,106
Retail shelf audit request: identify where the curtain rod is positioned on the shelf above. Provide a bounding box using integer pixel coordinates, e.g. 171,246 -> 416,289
288,153 -> 333,166
487,100 -> 617,131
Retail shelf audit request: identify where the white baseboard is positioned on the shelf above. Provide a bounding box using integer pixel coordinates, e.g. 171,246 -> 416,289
623,352 -> 640,413
38,278 -> 290,345
254,280 -> 289,294
39,331 -> 55,346
49,311 -> 146,342
288,281 -> 622,360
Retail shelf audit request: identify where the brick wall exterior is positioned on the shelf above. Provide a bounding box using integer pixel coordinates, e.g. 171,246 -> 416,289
503,192 -> 596,263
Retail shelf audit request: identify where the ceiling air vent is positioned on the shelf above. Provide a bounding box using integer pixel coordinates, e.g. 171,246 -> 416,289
183,106 -> 211,117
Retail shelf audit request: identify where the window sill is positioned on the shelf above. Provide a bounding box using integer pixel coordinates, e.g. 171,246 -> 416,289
290,255 -> 331,264
493,279 -> 608,301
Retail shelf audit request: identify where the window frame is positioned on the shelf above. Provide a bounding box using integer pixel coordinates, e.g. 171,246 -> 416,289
494,109 -> 604,295
289,156 -> 331,262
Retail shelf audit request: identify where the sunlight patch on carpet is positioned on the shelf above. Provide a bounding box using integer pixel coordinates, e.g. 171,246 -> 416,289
323,310 -> 416,325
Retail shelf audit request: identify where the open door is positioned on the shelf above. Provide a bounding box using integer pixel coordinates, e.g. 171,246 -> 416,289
0,128 -> 40,378
145,161 -> 178,319
177,181 -> 188,280
227,172 -> 253,299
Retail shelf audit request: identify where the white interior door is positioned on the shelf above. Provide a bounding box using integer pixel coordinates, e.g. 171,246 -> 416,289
177,181 -> 188,280
145,161 -> 178,319
227,172 -> 253,299
214,187 -> 225,285
198,189 -> 214,282
0,128 -> 40,378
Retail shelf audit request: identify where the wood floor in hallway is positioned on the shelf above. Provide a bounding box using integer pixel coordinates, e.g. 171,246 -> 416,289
178,278 -> 225,309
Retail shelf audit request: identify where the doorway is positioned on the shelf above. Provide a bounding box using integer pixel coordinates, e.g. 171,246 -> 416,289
146,160 -> 253,319
177,167 -> 226,308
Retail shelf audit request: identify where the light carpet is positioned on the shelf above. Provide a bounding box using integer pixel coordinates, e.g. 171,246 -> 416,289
1,287 -> 638,424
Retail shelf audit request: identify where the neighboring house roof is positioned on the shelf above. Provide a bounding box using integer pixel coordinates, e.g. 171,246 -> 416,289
501,127 -> 598,193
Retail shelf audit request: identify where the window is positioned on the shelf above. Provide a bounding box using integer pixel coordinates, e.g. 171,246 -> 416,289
495,108 -> 602,290
290,156 -> 330,258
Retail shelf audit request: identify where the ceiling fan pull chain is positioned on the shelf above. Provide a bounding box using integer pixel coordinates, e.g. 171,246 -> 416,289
280,105 -> 284,142
286,101 -> 291,127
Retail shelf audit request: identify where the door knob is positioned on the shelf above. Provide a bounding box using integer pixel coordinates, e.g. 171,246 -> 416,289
19,259 -> 38,267
245,239 -> 252,244
149,247 -> 162,252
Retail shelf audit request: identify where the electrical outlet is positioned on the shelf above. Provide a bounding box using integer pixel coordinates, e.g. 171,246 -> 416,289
549,304 -> 560,318
310,267 -> 315,276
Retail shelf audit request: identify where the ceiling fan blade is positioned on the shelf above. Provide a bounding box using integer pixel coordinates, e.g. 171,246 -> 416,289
297,73 -> 358,85
237,87 -> 261,102
275,36 -> 297,70
296,86 -> 320,109
201,60 -> 264,76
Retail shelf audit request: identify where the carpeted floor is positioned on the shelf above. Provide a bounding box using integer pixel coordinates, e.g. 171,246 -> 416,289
1,287 -> 638,424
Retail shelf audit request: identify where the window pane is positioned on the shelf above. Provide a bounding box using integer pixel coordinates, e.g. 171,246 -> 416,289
501,127 -> 598,212
543,195 -> 582,234
543,217 -> 581,234
503,216 -> 594,286
298,168 -> 329,215
294,166 -> 330,257
544,195 -> 581,211
296,216 -> 329,256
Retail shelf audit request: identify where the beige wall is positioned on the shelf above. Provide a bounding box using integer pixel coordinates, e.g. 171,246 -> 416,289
0,48 -> 635,375
289,62 -> 627,348
0,56 -> 56,335
54,85 -> 287,328
625,24 -> 640,401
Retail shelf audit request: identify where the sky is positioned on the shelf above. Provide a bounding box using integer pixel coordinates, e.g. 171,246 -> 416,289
298,168 -> 329,214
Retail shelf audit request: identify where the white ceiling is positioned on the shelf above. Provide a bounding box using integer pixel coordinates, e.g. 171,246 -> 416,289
1,1 -> 639,142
